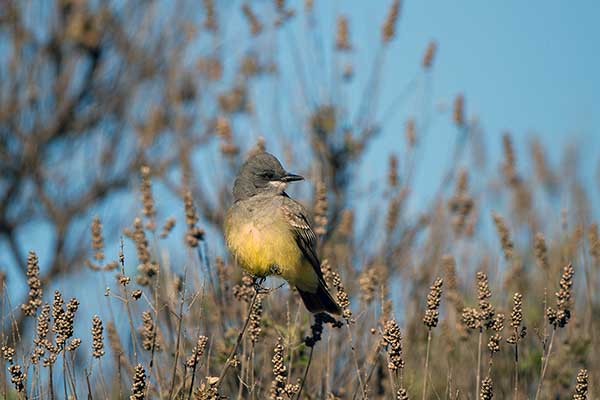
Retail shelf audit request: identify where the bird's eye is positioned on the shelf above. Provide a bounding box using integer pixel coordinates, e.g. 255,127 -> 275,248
261,171 -> 275,180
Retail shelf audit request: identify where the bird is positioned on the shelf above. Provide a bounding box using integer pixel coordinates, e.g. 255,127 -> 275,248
224,152 -> 341,315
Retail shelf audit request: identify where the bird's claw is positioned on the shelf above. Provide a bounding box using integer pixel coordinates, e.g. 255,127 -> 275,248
253,277 -> 268,293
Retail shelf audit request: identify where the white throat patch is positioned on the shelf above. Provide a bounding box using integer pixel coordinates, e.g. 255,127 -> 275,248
268,181 -> 288,192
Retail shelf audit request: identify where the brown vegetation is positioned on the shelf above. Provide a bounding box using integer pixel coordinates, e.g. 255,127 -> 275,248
0,1 -> 595,399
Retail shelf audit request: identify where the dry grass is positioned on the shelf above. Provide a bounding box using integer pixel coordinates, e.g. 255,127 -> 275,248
0,1 -> 596,399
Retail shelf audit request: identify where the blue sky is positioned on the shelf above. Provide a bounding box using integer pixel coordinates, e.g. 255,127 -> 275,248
381,0 -> 599,138
3,0 -> 599,298
341,0 -> 600,212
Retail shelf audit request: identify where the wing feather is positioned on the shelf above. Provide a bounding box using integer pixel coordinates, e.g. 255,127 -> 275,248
280,196 -> 326,283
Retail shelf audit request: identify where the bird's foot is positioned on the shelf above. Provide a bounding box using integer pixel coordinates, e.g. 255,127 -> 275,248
252,277 -> 286,294
253,277 -> 268,294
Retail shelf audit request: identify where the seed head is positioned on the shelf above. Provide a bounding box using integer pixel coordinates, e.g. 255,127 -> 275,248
423,277 -> 443,329
335,16 -> 351,51
186,336 -> 208,368
194,377 -> 221,399
90,216 -> 105,263
476,272 -> 494,323
448,170 -> 474,235
382,0 -> 401,43
387,154 -> 399,189
67,338 -> 81,352
184,189 -> 205,247
140,311 -> 161,352
203,0 -> 217,32
405,118 -> 416,147
1,346 -> 15,363
332,271 -> 352,323
92,315 -> 105,358
547,263 -> 575,329
507,293 -> 526,344
233,275 -> 256,303
422,40 -> 437,69
313,180 -> 328,237
106,322 -> 126,366
132,218 -> 158,286
249,293 -> 264,344
270,337 -> 298,400
492,212 -> 514,261
140,165 -> 156,231
453,94 -> 464,126
487,314 -> 504,355
8,364 -> 26,393
461,307 -> 480,330
21,250 -> 43,317
359,267 -> 378,305
534,233 -> 549,271
397,388 -> 409,400
130,363 -> 147,400
242,4 -> 262,36
159,216 -> 176,239
501,133 -> 518,185
588,223 -> 600,264
480,376 -> 493,400
382,319 -> 404,372
573,369 -> 588,400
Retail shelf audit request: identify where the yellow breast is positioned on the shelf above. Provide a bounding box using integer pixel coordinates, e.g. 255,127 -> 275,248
225,215 -> 301,277
224,202 -> 319,291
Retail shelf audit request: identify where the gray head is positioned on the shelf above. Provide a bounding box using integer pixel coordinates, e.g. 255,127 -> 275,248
233,152 -> 304,201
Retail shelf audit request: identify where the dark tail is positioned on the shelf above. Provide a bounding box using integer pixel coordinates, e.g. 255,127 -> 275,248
297,282 -> 341,315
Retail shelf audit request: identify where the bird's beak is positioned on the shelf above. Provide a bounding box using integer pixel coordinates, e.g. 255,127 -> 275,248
281,173 -> 304,182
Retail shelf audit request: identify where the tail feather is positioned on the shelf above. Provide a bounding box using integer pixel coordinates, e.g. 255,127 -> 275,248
297,282 -> 341,315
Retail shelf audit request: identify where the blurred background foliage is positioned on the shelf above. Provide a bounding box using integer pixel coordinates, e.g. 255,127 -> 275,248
0,0 -> 598,399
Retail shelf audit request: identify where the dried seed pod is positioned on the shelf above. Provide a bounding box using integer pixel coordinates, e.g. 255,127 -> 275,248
423,277 -> 443,329
382,319 -> 404,372
547,263 -> 575,329
21,251 -> 43,316
92,315 -> 105,358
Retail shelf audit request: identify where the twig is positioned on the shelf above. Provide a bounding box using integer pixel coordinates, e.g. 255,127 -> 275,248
475,328 -> 482,400
296,346 -> 314,400
534,328 -> 556,400
346,325 -> 366,399
168,268 -> 187,400
352,344 -> 382,400
216,287 -> 260,389
422,329 -> 432,400
49,363 -> 55,400
85,368 -> 93,400
513,339 -> 519,400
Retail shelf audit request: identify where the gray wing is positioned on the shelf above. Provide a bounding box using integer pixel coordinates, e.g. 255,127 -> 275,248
280,196 -> 327,283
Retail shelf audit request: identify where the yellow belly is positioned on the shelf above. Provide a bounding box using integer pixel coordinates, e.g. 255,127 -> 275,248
224,214 -> 318,291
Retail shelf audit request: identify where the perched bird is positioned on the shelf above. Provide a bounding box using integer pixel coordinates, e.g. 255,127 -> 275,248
224,152 -> 341,315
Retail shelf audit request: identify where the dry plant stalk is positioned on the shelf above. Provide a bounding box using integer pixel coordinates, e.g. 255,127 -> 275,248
492,212 -> 514,262
335,16 -> 352,51
270,337 -> 299,400
573,369 -> 588,400
534,233 -> 549,271
1,2 -> 595,399
92,315 -> 105,359
131,363 -> 147,400
536,264 -> 575,400
422,277 -> 443,400
382,319 -> 405,394
21,251 -> 42,317
422,40 -> 437,69
507,293 -> 526,400
382,0 -> 401,43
